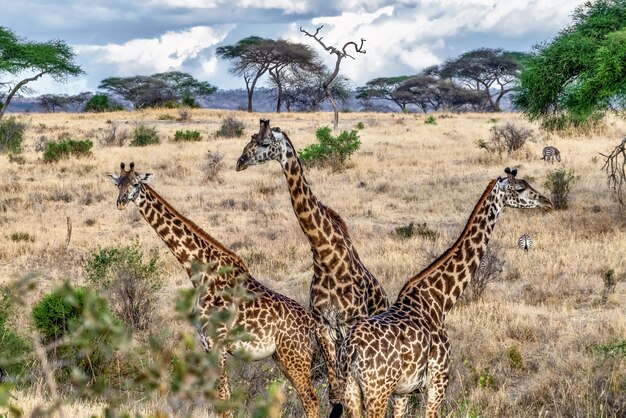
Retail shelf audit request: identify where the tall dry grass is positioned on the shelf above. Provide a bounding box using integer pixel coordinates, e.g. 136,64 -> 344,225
0,109 -> 624,417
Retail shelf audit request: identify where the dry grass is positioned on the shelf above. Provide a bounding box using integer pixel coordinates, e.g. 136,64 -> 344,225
1,110 -> 625,417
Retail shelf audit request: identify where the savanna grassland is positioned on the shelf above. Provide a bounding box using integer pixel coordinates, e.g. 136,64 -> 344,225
0,109 -> 625,417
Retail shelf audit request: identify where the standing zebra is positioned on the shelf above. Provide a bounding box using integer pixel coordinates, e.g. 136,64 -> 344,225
518,234 -> 533,252
541,146 -> 561,163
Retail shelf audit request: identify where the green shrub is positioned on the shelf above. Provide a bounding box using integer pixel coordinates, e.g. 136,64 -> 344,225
544,168 -> 578,210
424,115 -> 437,125
32,287 -> 87,341
0,292 -> 32,379
355,121 -> 365,130
158,113 -> 176,121
0,117 -> 27,154
42,138 -> 93,163
488,122 -> 533,154
396,222 -> 439,240
130,125 -> 160,147
85,243 -> 163,331
9,232 -> 34,242
298,126 -> 361,168
173,130 -> 202,142
216,117 -> 245,138
508,345 -> 524,369
84,94 -> 122,112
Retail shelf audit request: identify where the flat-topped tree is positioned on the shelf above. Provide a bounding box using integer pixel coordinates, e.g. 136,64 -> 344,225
0,26 -> 83,121
301,25 -> 365,130
107,162 -> 319,418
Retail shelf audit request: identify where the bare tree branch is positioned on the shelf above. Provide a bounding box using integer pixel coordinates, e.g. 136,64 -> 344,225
600,137 -> 626,208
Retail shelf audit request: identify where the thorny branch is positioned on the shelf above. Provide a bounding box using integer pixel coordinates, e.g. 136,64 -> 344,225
600,137 -> 626,208
300,25 -> 366,60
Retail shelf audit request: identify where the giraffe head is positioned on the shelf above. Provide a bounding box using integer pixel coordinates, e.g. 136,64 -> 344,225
496,167 -> 552,210
107,162 -> 153,210
236,119 -> 289,171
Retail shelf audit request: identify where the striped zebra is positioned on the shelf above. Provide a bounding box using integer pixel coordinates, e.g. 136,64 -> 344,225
541,146 -> 561,163
518,234 -> 533,252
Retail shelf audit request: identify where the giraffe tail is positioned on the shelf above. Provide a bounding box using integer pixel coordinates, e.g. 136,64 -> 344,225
329,403 -> 343,418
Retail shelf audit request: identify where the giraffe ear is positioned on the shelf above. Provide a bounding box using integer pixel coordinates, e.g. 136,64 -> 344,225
511,168 -> 518,178
140,173 -> 154,183
107,174 -> 120,185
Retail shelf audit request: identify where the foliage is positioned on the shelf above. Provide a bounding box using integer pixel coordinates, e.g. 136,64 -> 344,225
356,76 -> 414,111
355,121 -> 365,130
173,129 -> 202,142
487,122 -> 533,154
84,94 -> 122,112
298,126 -> 361,168
32,287 -> 87,341
0,117 -> 26,154
0,291 -> 32,379
85,243 -> 163,332
592,340 -> 626,357
424,115 -> 437,125
216,117 -> 245,138
545,168 -> 579,210
39,92 -> 92,112
129,125 -> 160,147
395,222 -> 439,240
439,48 -> 527,111
508,345 -> 524,370
42,138 -> 93,162
280,64 -> 350,112
0,26 -> 83,121
152,70 -> 216,106
513,0 -> 626,130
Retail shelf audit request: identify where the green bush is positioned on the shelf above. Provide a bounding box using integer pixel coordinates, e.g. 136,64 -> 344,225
216,117 -> 245,138
84,94 -> 123,112
424,115 -> 437,125
544,168 -> 578,210
130,125 -> 160,147
395,222 -> 438,240
158,113 -> 176,121
173,129 -> 202,142
0,292 -> 32,379
298,126 -> 361,168
85,243 -> 163,331
355,121 -> 365,130
0,117 -> 27,154
42,138 -> 93,163
32,287 -> 87,341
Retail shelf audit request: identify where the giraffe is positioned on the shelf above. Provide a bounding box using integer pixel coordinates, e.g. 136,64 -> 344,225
336,167 -> 552,418
236,119 -> 390,416
107,162 -> 319,418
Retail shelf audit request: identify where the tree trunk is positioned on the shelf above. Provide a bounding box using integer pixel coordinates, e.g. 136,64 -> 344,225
325,87 -> 339,130
0,72 -> 45,122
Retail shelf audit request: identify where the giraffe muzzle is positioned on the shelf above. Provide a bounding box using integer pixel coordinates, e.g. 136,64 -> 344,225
236,155 -> 249,172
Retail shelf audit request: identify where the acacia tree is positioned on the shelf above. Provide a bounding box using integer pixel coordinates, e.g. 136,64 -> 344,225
98,76 -> 176,109
216,36 -> 274,112
439,48 -> 526,112
266,40 -> 317,113
514,0 -> 626,131
0,26 -> 83,121
356,76 -> 414,112
301,25 -> 365,130
151,71 -> 216,107
281,63 -> 350,112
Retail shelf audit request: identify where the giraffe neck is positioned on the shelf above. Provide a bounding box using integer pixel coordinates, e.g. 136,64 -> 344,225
136,184 -> 248,280
278,137 -> 353,266
395,179 -> 503,323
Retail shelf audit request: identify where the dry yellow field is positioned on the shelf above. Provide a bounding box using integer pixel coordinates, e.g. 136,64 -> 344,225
1,109 -> 625,417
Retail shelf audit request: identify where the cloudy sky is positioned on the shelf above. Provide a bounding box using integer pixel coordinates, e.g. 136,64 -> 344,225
1,0 -> 584,95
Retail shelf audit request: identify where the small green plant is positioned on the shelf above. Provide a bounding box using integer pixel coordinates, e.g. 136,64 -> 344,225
476,138 -> 489,150
395,222 -> 415,238
424,115 -> 437,125
298,126 -> 361,169
0,292 -> 32,379
395,222 -> 439,240
42,138 -> 93,163
591,340 -> 626,357
601,269 -> 621,301
9,232 -> 34,242
488,117 -> 499,124
216,117 -> 245,138
85,243 -> 163,331
0,117 -> 26,154
130,125 -> 160,147
173,129 -> 202,142
544,168 -> 579,210
508,345 -> 524,370
84,94 -> 123,112
158,113 -> 176,121
477,368 -> 495,389
32,287 -> 87,341
355,121 -> 365,130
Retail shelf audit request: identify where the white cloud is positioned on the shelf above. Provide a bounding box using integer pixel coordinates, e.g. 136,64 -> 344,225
148,0 -> 309,14
77,26 -> 232,76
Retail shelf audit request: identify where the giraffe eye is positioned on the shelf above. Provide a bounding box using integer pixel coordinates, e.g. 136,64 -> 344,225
515,185 -> 525,192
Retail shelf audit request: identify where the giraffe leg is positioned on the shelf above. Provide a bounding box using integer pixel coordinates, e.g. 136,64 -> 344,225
390,394 -> 410,418
426,331 -> 450,418
362,386 -> 393,418
315,324 -> 342,413
273,340 -> 319,418
216,349 -> 233,418
342,373 -> 362,418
